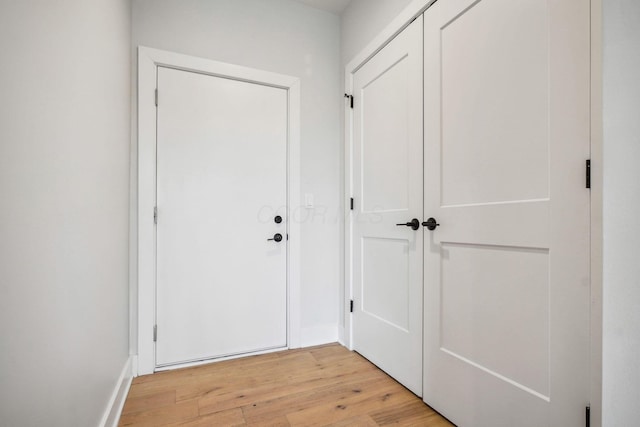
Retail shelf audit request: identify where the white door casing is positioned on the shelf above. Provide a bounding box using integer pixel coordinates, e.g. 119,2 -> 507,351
351,16 -> 424,396
155,67 -> 288,366
423,0 -> 590,425
137,47 -> 301,375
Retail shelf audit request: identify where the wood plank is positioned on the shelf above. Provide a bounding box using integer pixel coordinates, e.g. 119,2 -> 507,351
166,408 -> 245,426
119,400 -> 199,426
240,370 -> 387,423
128,352 -> 286,399
121,390 -> 175,415
325,414 -> 379,426
177,352 -> 319,402
284,379 -> 412,426
198,351 -> 378,415
371,400 -> 455,426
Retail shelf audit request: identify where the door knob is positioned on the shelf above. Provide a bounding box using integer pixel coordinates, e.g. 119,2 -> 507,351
268,233 -> 283,242
396,218 -> 420,231
422,218 -> 440,231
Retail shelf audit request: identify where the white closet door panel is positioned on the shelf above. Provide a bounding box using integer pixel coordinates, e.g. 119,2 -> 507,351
352,16 -> 424,396
423,0 -> 590,425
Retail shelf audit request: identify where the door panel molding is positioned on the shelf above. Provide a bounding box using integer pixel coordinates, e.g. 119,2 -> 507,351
136,46 -> 301,375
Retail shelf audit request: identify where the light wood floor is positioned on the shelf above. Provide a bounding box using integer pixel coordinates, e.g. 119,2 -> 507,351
119,343 -> 454,426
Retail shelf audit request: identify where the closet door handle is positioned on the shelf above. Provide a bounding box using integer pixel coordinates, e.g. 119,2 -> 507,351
422,218 -> 440,231
396,219 -> 420,231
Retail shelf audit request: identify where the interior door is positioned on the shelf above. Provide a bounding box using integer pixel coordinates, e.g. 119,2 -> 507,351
156,66 -> 288,367
351,16 -> 424,396
423,0 -> 590,425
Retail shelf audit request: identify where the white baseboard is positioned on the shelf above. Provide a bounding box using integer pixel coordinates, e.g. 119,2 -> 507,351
99,356 -> 133,427
300,323 -> 339,348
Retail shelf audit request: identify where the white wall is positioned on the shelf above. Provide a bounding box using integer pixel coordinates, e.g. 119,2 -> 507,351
131,0 -> 342,346
341,0 -> 414,66
602,0 -> 640,425
0,1 -> 132,426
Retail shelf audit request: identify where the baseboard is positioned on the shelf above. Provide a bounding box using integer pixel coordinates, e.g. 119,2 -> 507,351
99,356 -> 133,427
300,323 -> 339,348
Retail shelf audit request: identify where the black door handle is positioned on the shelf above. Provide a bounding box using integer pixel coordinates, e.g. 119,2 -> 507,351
422,218 -> 440,231
396,218 -> 420,231
268,233 -> 283,242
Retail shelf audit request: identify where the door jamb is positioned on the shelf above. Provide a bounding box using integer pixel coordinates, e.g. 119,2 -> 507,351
136,46 -> 301,375
589,0 -> 603,425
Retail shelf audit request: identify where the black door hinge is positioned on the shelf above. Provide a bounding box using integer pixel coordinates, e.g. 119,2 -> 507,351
586,159 -> 591,189
350,300 -> 354,313
350,198 -> 354,210
344,93 -> 354,109
586,406 -> 590,427
155,88 -> 158,107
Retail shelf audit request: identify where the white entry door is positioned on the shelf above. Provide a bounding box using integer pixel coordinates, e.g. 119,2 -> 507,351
156,66 -> 288,367
351,16 -> 424,396
423,0 -> 590,425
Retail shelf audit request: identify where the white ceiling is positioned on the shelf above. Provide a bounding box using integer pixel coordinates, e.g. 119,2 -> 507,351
290,0 -> 352,15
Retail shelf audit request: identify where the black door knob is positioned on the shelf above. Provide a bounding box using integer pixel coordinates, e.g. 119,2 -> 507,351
396,218 -> 420,231
422,218 -> 440,231
274,215 -> 283,224
268,233 -> 283,242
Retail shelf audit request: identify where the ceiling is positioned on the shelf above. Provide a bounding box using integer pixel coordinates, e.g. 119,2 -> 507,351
290,0 -> 352,15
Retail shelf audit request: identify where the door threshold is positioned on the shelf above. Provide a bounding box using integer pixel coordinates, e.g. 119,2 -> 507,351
154,345 -> 288,372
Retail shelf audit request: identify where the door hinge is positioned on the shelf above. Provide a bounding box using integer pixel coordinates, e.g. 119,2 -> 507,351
586,159 -> 591,189
344,93 -> 354,109
350,299 -> 354,313
153,325 -> 157,342
154,207 -> 158,224
350,198 -> 354,211
586,406 -> 590,427
155,88 -> 158,107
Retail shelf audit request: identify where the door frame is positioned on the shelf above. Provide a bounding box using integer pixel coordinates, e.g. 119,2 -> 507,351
342,1 -> 602,424
137,46 -> 301,375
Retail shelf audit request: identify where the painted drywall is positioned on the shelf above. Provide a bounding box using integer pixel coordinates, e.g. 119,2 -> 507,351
131,0 -> 341,347
341,0 -> 414,66
602,0 -> 640,424
0,1 -> 131,426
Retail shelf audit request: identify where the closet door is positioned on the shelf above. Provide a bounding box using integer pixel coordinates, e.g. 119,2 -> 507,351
423,0 -> 590,425
351,16 -> 424,396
